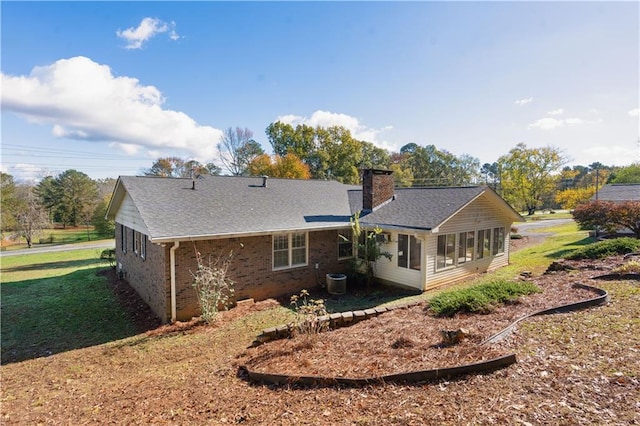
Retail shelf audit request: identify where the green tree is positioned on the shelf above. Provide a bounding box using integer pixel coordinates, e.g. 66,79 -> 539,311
56,170 -> 98,227
92,196 -> 115,237
610,163 -> 640,183
144,157 -> 213,178
0,172 -> 19,233
498,143 -> 568,215
217,127 -> 263,175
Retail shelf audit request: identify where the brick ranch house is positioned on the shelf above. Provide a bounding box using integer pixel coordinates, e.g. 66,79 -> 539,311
106,169 -> 524,323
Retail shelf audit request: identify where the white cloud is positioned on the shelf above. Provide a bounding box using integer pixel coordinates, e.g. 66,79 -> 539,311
628,108 -> 640,117
275,110 -> 397,151
5,163 -> 48,183
528,117 -> 564,130
528,116 -> 597,130
116,17 -> 180,49
547,108 -> 564,115
1,56 -> 222,160
515,97 -> 533,106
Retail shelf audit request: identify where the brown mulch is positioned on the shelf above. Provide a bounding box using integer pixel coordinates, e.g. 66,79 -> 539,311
238,266 -> 610,380
1,236 -> 639,425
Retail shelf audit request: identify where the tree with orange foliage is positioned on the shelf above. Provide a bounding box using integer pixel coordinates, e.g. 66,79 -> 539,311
247,153 -> 311,179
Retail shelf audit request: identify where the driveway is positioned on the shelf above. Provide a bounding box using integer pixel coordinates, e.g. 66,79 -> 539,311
512,218 -> 574,237
0,240 -> 115,257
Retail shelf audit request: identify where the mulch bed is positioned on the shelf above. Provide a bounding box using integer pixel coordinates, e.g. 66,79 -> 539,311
237,255 -> 630,381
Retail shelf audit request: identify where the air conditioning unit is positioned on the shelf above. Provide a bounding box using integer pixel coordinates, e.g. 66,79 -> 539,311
376,233 -> 391,243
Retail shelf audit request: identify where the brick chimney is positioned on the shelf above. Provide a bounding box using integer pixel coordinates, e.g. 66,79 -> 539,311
362,169 -> 394,211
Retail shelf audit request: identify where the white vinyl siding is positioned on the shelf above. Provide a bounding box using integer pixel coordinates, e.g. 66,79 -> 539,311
424,194 -> 513,291
273,232 -> 308,270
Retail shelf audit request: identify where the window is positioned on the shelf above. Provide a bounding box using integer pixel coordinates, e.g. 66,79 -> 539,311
121,225 -> 127,253
273,233 -> 307,270
492,227 -> 505,255
458,231 -> 475,264
465,231 -> 475,262
398,234 -> 421,270
134,231 -> 140,255
476,229 -> 484,259
338,230 -> 353,259
436,233 -> 456,270
483,228 -> 491,258
140,233 -> 146,260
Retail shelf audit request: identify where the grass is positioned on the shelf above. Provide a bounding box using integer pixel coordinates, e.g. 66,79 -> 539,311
2,220 -> 638,424
0,220 -> 595,364
0,249 -> 135,364
1,226 -> 111,251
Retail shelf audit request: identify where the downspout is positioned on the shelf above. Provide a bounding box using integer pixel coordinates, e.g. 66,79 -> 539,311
170,240 -> 180,323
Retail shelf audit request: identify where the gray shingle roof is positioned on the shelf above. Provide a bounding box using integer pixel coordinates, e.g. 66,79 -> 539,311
110,175 -> 520,242
116,175 -> 359,241
593,184 -> 640,202
349,186 -> 488,230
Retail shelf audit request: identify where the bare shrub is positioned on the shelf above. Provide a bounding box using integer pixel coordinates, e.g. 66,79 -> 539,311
191,250 -> 235,323
289,290 -> 328,343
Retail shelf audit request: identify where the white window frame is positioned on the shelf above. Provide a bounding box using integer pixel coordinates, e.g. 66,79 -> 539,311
134,231 -> 140,256
272,232 -> 308,270
492,227 -> 505,256
121,225 -> 127,253
338,229 -> 353,260
140,233 -> 146,260
436,233 -> 456,270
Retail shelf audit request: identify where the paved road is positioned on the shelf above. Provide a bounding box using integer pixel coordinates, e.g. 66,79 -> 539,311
0,240 -> 115,257
512,218 -> 574,236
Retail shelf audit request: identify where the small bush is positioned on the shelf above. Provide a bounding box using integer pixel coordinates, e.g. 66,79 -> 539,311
191,250 -> 235,323
565,237 -> 640,260
100,248 -> 116,269
428,280 -> 541,317
289,290 -> 328,341
613,260 -> 640,274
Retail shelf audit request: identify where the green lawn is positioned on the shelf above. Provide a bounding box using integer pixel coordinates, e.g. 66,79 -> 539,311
0,220 -> 591,365
1,249 -> 136,364
2,226 -> 111,252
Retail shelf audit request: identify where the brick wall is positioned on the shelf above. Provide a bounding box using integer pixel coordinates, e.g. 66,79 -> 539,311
173,229 -> 350,321
115,224 -> 170,322
363,169 -> 394,211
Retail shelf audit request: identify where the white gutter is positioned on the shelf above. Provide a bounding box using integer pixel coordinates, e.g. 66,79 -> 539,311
169,240 -> 180,323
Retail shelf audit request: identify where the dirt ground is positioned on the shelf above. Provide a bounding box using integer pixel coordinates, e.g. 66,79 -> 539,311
2,237 -> 639,425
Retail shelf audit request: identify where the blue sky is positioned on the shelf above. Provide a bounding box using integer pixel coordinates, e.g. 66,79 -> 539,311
2,1 -> 638,182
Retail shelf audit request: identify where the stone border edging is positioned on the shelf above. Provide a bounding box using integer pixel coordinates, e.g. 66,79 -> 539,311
242,283 -> 609,387
252,301 -> 422,346
481,283 -> 609,345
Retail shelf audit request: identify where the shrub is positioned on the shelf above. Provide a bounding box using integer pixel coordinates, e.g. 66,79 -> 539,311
191,250 -> 235,324
99,248 -> 116,269
614,260 -> 640,274
428,280 -> 541,317
289,290 -> 328,342
565,237 -> 640,260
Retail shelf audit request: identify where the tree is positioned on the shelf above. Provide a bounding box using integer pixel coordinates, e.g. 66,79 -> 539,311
1,172 -> 19,233
14,185 -> 49,248
92,197 -> 115,237
144,157 -> 215,178
55,170 -> 98,227
555,187 -> 596,210
217,127 -> 263,176
247,153 -> 311,179
610,163 -> 640,184
498,143 -> 568,215
573,201 -> 640,238
480,162 -> 500,191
